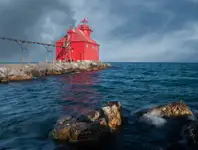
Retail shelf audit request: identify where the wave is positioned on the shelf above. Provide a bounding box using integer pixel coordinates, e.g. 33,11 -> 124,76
139,113 -> 167,127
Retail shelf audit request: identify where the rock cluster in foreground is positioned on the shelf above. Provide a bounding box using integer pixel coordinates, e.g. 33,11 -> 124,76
0,61 -> 111,83
49,101 -> 123,144
50,98 -> 198,149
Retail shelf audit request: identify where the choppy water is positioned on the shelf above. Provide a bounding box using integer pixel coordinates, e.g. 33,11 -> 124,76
1,62 -> 198,150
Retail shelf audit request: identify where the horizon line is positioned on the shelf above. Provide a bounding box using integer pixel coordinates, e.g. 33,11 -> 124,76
0,61 -> 198,64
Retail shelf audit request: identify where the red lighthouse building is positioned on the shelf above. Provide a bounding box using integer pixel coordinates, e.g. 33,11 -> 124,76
56,18 -> 100,62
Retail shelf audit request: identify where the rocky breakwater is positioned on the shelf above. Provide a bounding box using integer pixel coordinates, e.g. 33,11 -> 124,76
0,61 -> 111,83
49,101 -> 123,144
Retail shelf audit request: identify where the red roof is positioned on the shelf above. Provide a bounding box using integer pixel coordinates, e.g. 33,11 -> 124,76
56,19 -> 99,46
56,29 -> 99,46
73,28 -> 99,45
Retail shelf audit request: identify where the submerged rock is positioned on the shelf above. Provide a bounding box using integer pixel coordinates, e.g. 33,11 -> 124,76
182,121 -> 198,145
167,141 -> 190,150
167,120 -> 198,150
145,101 -> 193,118
50,101 -> 123,144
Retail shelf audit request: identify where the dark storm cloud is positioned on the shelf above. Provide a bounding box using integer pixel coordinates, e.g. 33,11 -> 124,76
109,0 -> 198,39
1,0 -> 198,62
94,0 -> 198,62
0,0 -> 75,62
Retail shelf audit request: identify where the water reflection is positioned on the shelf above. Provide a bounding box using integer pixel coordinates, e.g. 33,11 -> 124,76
59,71 -> 102,116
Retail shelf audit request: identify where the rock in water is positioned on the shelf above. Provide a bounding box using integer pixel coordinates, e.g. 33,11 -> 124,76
182,121 -> 198,145
146,101 -> 193,118
50,115 -> 110,143
167,121 -> 198,150
101,101 -> 123,130
50,101 -> 123,144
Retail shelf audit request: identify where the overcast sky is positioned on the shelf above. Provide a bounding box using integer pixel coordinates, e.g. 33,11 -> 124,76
0,0 -> 198,62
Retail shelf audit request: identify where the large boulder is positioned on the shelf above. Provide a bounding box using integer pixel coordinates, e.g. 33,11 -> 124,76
101,101 -> 123,130
50,101 -> 123,143
50,115 -> 110,143
86,101 -> 123,130
144,101 -> 193,118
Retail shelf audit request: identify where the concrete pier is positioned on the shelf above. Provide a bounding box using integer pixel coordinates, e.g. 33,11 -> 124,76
0,61 -> 111,83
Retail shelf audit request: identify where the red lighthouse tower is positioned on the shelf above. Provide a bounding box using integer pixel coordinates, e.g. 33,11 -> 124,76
56,18 -> 100,62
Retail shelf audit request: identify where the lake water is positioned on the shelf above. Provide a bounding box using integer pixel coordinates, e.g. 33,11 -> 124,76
0,62 -> 198,150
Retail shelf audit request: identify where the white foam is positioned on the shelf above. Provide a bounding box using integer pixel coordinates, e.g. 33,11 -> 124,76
139,113 -> 167,127
146,109 -> 163,117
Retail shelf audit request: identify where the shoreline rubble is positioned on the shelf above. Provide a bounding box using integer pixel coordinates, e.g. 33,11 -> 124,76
0,61 -> 111,83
